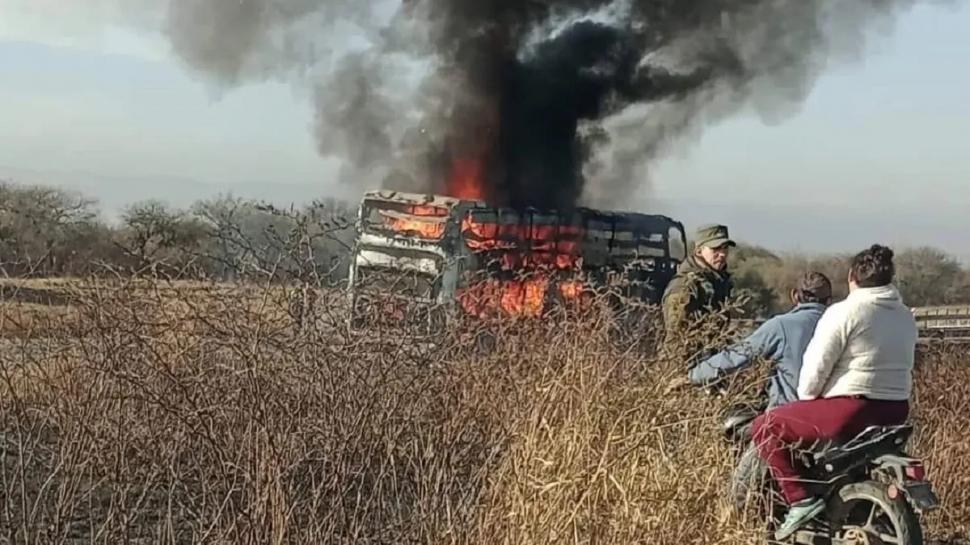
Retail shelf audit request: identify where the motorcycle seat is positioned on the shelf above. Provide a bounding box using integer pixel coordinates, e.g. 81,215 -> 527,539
721,403 -> 762,442
808,424 -> 913,472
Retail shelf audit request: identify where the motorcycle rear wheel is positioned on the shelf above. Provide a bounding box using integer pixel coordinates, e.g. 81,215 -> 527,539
827,480 -> 922,545
729,442 -> 769,510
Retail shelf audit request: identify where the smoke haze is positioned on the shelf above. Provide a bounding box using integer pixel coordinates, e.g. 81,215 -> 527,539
160,0 -> 917,209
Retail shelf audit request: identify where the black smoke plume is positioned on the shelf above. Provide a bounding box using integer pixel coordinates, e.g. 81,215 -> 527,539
162,0 -> 917,210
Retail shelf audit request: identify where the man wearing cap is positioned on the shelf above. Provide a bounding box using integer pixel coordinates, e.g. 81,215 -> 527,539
661,224 -> 736,358
687,272 -> 834,408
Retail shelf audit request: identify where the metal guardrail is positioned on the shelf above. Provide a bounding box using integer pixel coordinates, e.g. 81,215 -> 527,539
735,305 -> 970,344
913,305 -> 970,343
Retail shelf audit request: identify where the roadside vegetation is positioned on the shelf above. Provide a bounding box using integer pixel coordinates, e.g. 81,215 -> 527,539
3,179 -> 970,318
1,222 -> 967,544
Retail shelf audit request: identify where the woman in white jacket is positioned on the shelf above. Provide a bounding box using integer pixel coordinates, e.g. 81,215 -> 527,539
751,245 -> 916,540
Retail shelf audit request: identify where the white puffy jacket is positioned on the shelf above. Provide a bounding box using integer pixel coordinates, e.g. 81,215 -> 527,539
798,285 -> 917,401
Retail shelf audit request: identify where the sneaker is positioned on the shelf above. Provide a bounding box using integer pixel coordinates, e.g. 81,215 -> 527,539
774,497 -> 826,541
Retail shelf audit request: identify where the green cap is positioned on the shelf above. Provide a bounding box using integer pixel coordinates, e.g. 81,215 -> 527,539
694,224 -> 736,250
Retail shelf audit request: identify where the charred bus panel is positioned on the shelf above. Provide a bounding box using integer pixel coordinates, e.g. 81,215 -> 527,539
347,190 -> 686,328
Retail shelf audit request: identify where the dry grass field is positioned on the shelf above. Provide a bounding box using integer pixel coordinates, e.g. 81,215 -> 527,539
0,278 -> 967,544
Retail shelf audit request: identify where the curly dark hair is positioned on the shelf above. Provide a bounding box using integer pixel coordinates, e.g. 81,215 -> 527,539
795,271 -> 832,303
850,244 -> 895,288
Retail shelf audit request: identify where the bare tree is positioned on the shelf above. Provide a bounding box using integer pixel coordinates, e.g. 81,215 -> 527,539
895,247 -> 964,307
0,181 -> 100,276
119,200 -> 206,271
192,195 -> 354,284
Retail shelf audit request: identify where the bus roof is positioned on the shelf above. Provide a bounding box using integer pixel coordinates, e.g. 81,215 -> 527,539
360,190 -> 681,226
361,190 -> 478,209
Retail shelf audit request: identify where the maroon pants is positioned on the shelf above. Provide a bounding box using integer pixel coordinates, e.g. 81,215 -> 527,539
751,396 -> 909,504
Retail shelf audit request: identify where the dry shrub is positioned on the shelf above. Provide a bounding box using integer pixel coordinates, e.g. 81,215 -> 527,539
1,280 -> 517,544
913,345 -> 970,538
0,279 -> 967,545
0,279 -> 81,339
0,302 -> 75,338
469,312 -> 768,545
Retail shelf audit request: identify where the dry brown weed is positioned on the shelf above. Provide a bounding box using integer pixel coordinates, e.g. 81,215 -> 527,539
0,280 -> 966,545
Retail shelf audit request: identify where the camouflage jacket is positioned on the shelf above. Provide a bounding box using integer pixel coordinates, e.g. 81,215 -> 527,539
661,255 -> 733,337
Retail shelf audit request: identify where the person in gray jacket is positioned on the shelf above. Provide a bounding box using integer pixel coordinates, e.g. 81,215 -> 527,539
677,272 -> 833,510
687,272 -> 834,408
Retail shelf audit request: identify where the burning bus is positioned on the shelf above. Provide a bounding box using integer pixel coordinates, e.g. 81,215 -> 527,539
347,189 -> 687,330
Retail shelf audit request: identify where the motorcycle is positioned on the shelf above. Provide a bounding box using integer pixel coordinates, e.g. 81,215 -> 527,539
721,403 -> 939,544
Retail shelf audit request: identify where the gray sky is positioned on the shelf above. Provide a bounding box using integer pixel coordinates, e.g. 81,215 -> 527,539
0,1 -> 968,258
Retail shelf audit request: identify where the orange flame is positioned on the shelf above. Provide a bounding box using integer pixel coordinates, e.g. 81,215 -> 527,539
502,277 -> 549,317
456,215 -> 590,317
447,158 -> 486,201
462,217 -> 584,271
558,280 -> 585,300
457,277 -> 548,318
457,276 -> 588,318
382,205 -> 448,240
